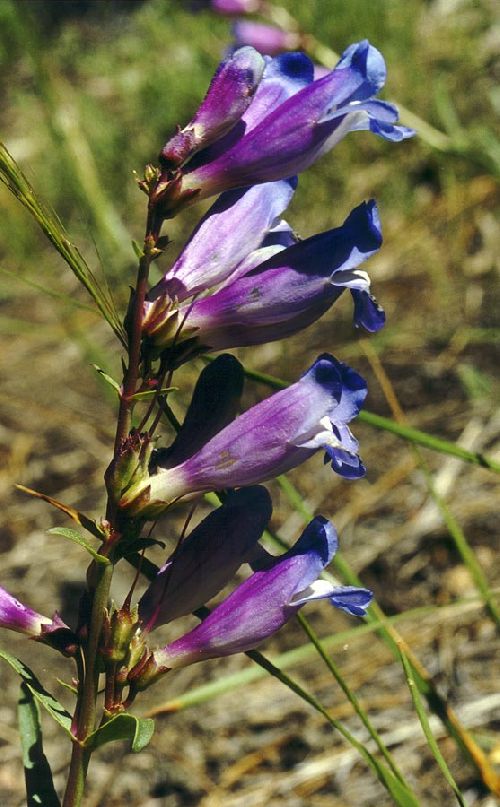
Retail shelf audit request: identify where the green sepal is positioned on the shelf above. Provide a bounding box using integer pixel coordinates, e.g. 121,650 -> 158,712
18,683 -> 61,807
86,713 -> 155,752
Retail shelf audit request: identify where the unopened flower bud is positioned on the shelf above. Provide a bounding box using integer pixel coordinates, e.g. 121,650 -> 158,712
101,603 -> 140,665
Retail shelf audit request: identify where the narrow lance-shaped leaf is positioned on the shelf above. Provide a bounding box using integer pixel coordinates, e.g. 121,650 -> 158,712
18,683 -> 61,807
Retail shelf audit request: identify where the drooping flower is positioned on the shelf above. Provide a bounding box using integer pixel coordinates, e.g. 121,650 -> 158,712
152,41 -> 414,219
139,486 -> 272,630
0,585 -> 73,654
144,200 -> 384,358
120,354 -> 367,517
149,516 -> 372,671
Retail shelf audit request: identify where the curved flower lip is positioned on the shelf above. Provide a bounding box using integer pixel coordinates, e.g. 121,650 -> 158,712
154,516 -> 373,669
176,40 -> 414,201
160,47 -> 265,169
149,177 -> 297,304
138,486 -> 272,631
120,354 -> 367,516
172,199 -> 384,352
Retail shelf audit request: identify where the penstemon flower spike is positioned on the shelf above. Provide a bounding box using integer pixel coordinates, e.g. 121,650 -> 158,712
0,29 -> 416,807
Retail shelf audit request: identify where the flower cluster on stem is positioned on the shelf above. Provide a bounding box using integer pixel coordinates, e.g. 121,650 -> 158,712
0,37 -> 414,807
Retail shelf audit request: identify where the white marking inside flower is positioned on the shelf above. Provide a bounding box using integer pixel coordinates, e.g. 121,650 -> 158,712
290,579 -> 335,606
329,267 -> 370,290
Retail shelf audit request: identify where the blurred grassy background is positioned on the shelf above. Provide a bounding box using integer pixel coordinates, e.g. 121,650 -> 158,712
0,0 -> 499,805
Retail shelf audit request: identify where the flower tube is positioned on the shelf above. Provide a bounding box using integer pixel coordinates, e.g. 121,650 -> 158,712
0,585 -> 53,636
151,516 -> 372,670
120,354 -> 367,516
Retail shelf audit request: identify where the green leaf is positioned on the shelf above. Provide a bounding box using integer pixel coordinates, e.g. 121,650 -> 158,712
87,713 -> 155,752
400,651 -> 466,806
0,646 -> 72,735
18,683 -> 61,807
48,527 -> 110,565
92,364 -> 121,394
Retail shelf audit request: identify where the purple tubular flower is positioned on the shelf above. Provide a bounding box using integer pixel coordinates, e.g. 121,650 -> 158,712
172,200 -> 384,352
150,177 -> 297,303
153,353 -> 244,469
138,486 -> 272,630
211,0 -> 262,13
153,516 -> 373,668
160,47 -> 265,169
233,21 -> 301,56
0,585 -> 53,636
120,355 -> 367,515
177,41 -> 414,200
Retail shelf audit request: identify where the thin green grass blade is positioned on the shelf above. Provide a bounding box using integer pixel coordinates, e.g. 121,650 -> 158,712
0,265 -> 97,313
1,647 -> 72,735
296,611 -> 407,785
417,461 -> 500,627
18,683 -> 61,807
0,142 -> 125,344
244,650 -> 420,807
399,650 -> 466,806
